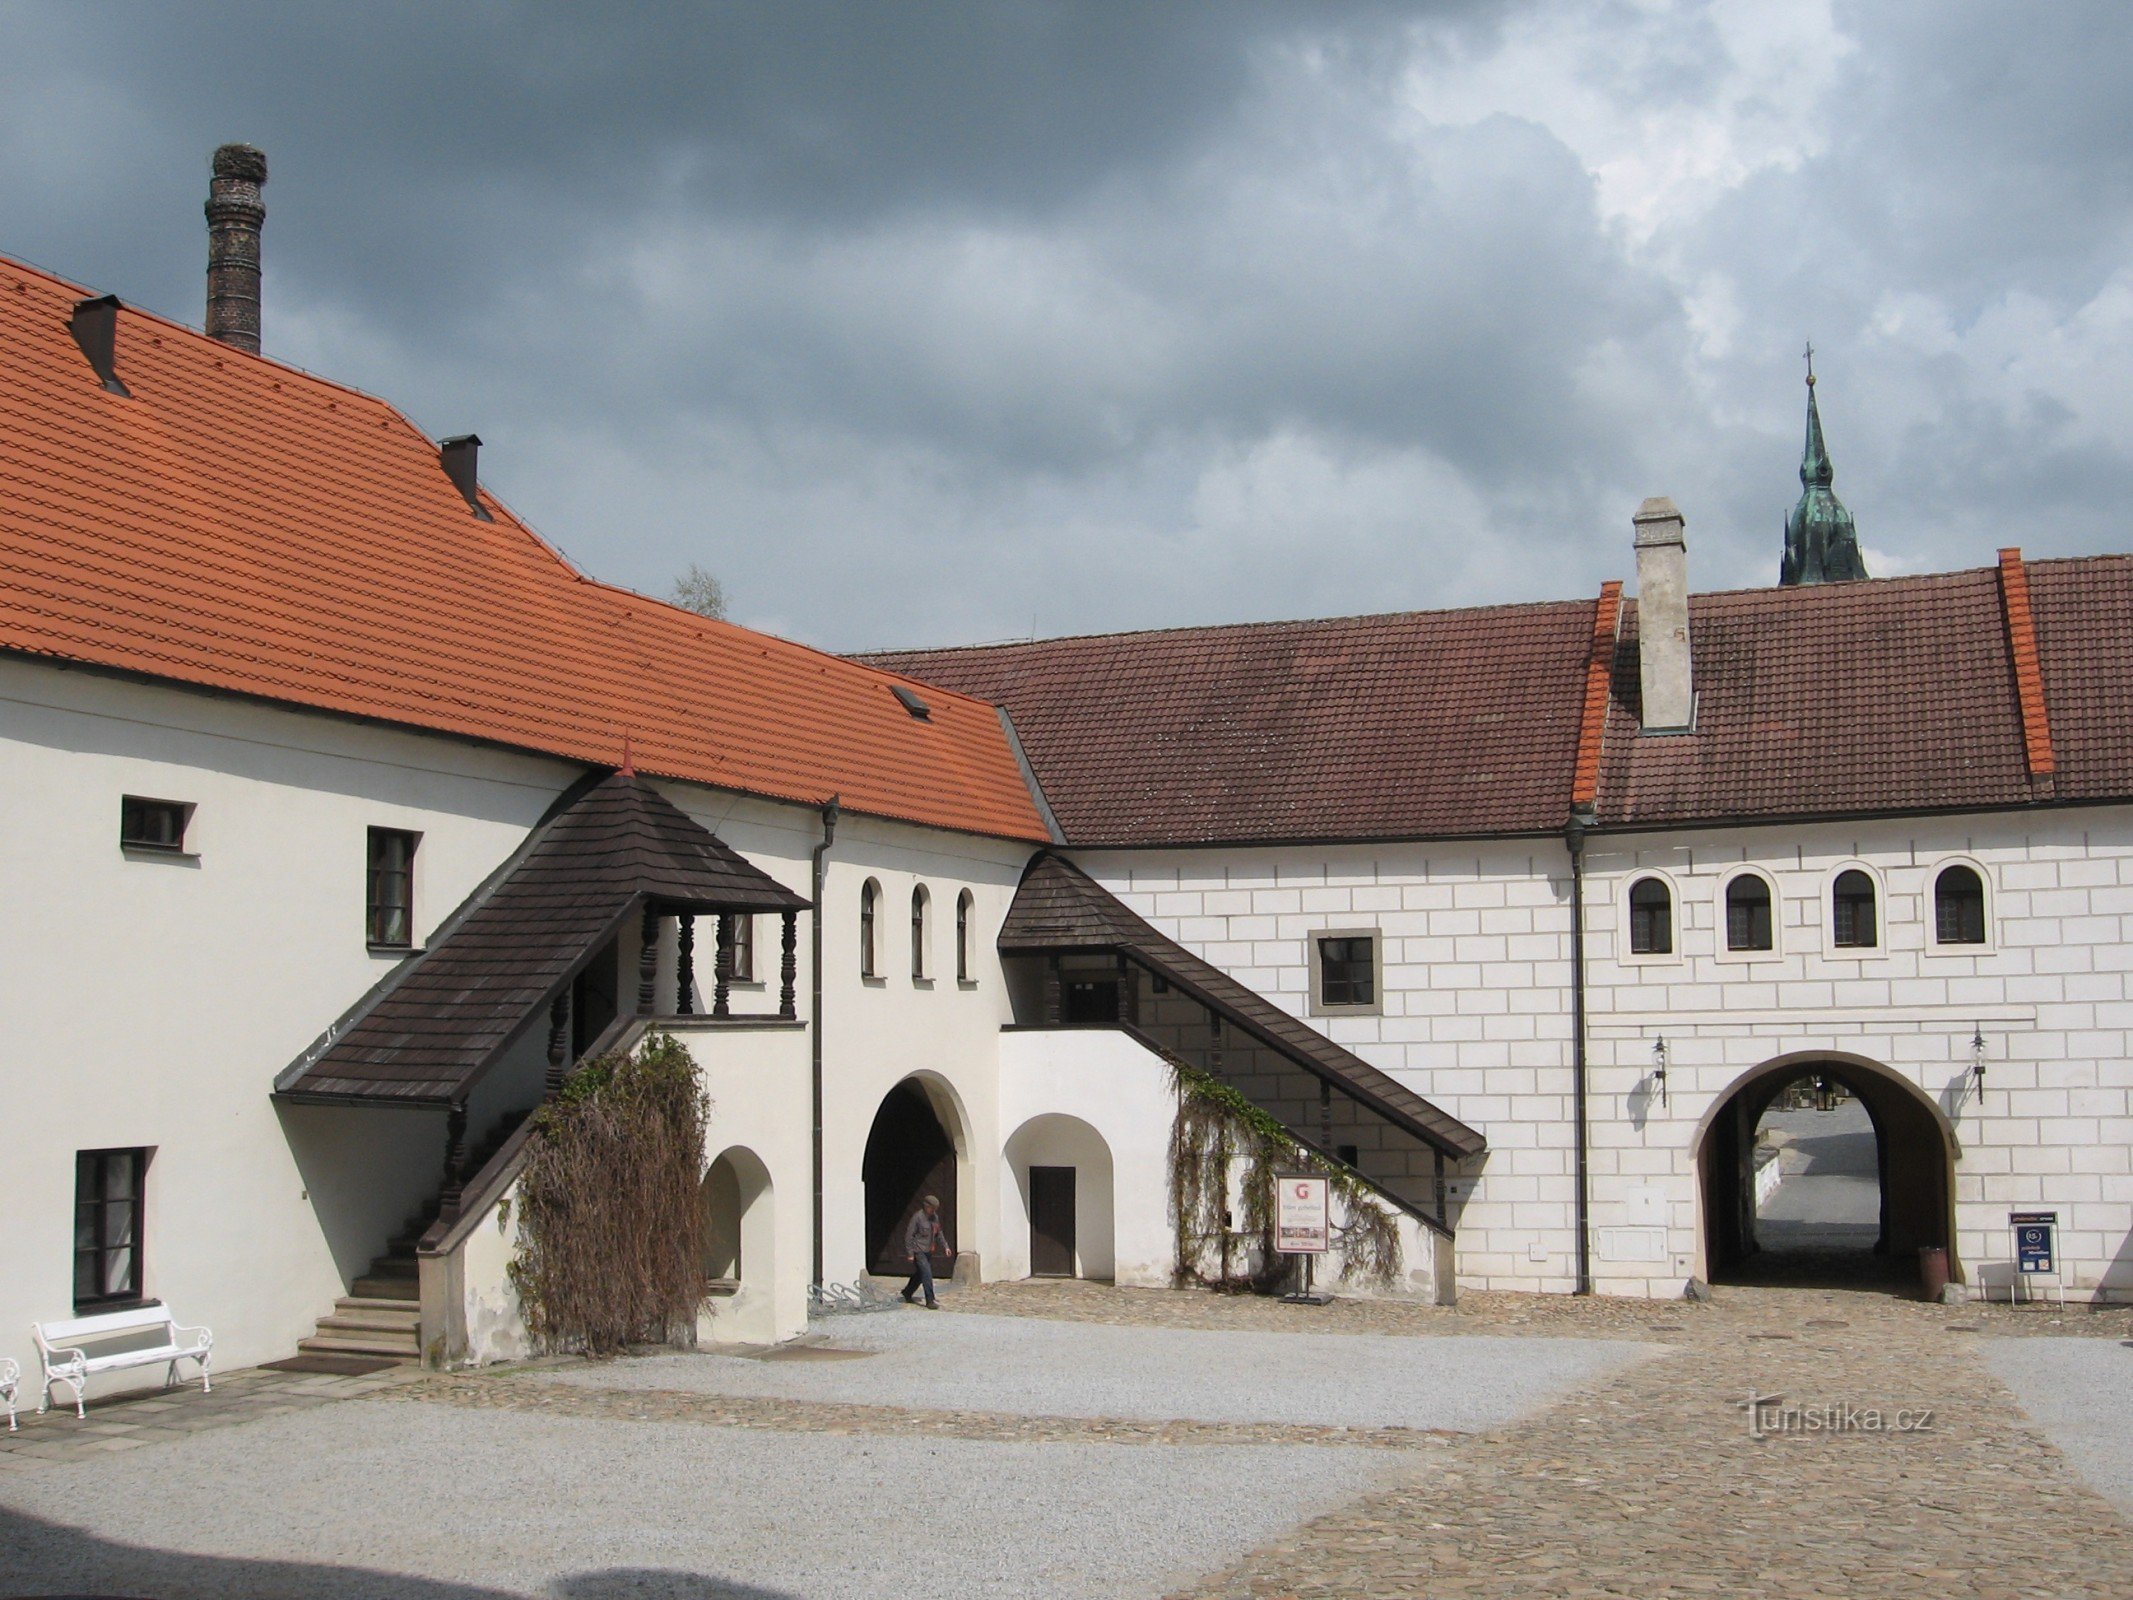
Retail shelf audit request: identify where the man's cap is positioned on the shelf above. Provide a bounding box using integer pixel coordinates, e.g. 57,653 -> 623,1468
923,1194 -> 940,1206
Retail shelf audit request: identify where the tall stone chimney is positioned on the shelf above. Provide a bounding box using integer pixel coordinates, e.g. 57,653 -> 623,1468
1633,496 -> 1693,732
204,144 -> 268,353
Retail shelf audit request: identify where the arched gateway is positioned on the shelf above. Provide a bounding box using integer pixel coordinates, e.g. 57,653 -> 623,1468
862,1078 -> 963,1277
1696,1053 -> 1959,1287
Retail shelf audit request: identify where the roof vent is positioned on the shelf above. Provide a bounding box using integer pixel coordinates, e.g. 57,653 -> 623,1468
891,685 -> 932,720
438,434 -> 493,521
69,295 -> 130,396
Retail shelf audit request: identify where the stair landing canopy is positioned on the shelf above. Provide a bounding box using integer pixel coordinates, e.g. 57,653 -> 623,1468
275,772 -> 808,1105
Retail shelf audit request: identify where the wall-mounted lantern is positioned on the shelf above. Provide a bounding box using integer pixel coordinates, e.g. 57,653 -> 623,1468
1651,1035 -> 1670,1109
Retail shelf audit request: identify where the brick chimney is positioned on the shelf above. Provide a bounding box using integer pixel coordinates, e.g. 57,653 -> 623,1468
1633,496 -> 1694,732
204,144 -> 268,353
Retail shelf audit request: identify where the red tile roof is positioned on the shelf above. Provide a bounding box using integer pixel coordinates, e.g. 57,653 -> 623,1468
2025,553 -> 2133,804
868,598 -> 1601,846
0,258 -> 1047,843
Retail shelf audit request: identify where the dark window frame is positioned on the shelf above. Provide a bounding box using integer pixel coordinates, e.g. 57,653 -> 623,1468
1934,864 -> 1988,946
859,879 -> 879,979
728,913 -> 756,982
1832,868 -> 1878,949
366,827 -> 419,949
74,1146 -> 149,1311
1314,932 -> 1378,1010
1724,873 -> 1775,953
120,795 -> 193,853
1628,877 -> 1674,955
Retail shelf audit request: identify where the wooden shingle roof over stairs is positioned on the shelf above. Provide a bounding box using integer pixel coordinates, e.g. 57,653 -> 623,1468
999,852 -> 1485,1160
275,773 -> 805,1106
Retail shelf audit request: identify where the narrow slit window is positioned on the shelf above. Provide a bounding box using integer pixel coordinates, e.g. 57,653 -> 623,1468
1832,869 -> 1877,949
729,914 -> 755,981
366,828 -> 418,948
859,879 -> 879,979
956,890 -> 974,983
1725,875 -> 1774,952
911,885 -> 929,980
1628,877 -> 1673,955
121,796 -> 191,852
1935,865 -> 1987,945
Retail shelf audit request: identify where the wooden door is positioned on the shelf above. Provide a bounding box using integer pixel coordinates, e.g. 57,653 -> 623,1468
1029,1165 -> 1076,1277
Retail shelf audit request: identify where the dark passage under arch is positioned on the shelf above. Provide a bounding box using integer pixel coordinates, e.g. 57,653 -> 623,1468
862,1080 -> 958,1277
1699,1058 -> 1956,1290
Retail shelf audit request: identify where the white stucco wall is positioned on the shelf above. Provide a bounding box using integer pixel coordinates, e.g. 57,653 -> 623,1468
1078,809 -> 2133,1302
0,660 -> 578,1394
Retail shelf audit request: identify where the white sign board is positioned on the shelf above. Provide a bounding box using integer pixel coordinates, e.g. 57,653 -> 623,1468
1276,1175 -> 1329,1254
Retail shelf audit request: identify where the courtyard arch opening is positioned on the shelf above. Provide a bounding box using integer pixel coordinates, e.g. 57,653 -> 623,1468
1003,1114 -> 1116,1281
1696,1054 -> 1958,1290
700,1145 -> 776,1343
862,1076 -> 965,1278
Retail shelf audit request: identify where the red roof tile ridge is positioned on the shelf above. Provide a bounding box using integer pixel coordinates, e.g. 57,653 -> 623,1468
864,590 -> 1602,660
2,252 -> 456,423
1571,582 -> 1622,810
1997,546 -> 2059,786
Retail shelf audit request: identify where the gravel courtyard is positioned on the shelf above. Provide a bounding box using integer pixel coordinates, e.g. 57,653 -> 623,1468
7,1283 -> 2133,1599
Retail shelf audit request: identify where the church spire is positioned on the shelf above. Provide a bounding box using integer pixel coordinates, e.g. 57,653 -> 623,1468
1780,345 -> 1867,585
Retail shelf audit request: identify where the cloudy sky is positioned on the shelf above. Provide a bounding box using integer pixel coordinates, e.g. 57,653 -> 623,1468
4,3 -> 2129,649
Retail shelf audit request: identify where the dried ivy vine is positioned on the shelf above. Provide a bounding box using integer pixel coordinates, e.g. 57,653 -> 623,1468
1167,1059 -> 1402,1291
508,1031 -> 711,1356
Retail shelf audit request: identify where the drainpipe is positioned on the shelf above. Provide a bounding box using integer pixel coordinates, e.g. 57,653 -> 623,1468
810,796 -> 839,1287
1565,809 -> 1594,1296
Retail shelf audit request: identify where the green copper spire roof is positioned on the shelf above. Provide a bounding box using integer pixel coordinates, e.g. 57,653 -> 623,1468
1780,348 -> 1868,586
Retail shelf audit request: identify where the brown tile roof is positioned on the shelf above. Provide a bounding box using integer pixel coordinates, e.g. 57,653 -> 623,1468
1596,566 -> 2036,826
878,552 -> 2133,841
0,258 -> 1047,843
277,773 -> 806,1105
2024,553 -> 2133,805
999,854 -> 1485,1159
868,598 -> 1600,846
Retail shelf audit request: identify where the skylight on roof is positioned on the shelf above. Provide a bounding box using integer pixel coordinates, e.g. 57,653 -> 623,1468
891,685 -> 931,720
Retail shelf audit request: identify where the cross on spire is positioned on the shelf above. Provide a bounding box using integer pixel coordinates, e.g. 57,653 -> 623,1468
1803,340 -> 1816,387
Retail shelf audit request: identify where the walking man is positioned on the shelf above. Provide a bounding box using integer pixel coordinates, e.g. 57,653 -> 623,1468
901,1194 -> 952,1308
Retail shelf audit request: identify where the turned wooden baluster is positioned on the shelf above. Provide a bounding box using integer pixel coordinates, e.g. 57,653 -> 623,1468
545,989 -> 572,1095
779,911 -> 798,1019
439,1101 -> 469,1222
1042,955 -> 1064,1026
713,913 -> 734,1018
676,915 -> 696,1015
636,903 -> 660,1014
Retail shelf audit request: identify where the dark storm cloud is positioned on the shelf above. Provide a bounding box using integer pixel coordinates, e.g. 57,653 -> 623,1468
3,2 -> 2129,647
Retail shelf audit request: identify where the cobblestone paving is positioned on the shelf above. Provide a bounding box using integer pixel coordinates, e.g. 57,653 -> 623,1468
390,1369 -> 1459,1451
0,1362 -> 419,1470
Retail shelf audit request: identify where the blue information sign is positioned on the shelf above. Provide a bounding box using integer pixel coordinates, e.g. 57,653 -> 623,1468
2012,1211 -> 2057,1274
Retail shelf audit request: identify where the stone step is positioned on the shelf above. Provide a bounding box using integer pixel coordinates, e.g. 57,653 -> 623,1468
318,1305 -> 421,1337
351,1274 -> 420,1302
297,1331 -> 419,1359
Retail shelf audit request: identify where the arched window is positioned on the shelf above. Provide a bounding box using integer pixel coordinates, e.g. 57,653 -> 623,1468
859,879 -> 879,978
1832,869 -> 1877,948
1935,865 -> 1987,945
1628,877 -> 1673,955
1725,874 -> 1774,952
956,889 -> 974,983
911,885 -> 930,979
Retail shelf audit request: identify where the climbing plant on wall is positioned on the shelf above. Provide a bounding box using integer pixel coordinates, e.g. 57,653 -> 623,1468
509,1031 -> 711,1356
1167,1059 -> 1401,1291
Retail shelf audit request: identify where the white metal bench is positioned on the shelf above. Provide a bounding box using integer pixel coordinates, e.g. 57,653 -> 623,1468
1,1355 -> 16,1431
32,1304 -> 213,1419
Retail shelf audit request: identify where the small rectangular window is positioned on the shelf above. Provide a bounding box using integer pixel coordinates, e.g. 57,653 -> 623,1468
728,914 -> 755,982
1316,934 -> 1377,1009
1336,1144 -> 1360,1169
121,796 -> 192,852
74,1147 -> 148,1309
366,827 -> 419,948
